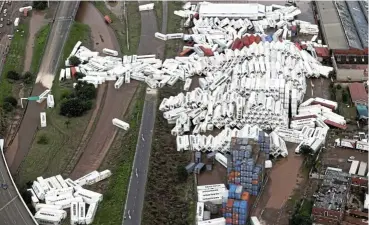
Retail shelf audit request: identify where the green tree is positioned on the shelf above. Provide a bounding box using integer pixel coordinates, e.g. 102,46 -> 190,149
7,70 -> 20,80
75,72 -> 86,80
75,81 -> 97,100
300,145 -> 313,156
336,84 -> 342,90
176,165 -> 188,182
33,1 -> 47,10
21,190 -> 32,204
4,96 -> 17,107
23,71 -> 32,84
60,98 -> 88,117
69,56 -> 81,66
60,89 -> 73,100
290,213 -> 313,225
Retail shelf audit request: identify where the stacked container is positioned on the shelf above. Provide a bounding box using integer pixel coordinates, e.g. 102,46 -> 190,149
224,198 -> 248,225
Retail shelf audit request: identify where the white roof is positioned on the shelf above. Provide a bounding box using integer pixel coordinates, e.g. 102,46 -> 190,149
199,3 -> 261,18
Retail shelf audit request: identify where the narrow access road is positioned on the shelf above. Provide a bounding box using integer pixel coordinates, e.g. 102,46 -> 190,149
6,1 -> 80,174
122,2 -> 167,225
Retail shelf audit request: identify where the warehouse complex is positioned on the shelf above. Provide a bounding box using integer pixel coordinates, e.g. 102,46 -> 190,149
314,1 -> 368,81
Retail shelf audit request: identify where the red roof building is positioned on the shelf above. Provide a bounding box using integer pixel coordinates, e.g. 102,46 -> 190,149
349,83 -> 368,106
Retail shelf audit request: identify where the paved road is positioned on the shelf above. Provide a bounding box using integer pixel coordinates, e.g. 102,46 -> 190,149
6,1 -> 80,174
122,2 -> 167,224
0,148 -> 35,225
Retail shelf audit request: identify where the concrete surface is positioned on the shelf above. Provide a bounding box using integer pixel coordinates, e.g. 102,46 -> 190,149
6,1 -> 80,175
122,2 -> 166,224
0,155 -> 35,225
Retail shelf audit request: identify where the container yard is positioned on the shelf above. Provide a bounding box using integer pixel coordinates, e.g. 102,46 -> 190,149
28,170 -> 112,225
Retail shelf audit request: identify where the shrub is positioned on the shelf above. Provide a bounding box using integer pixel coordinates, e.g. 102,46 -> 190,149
342,91 -> 349,103
4,96 -> 17,107
7,70 -> 20,80
176,165 -> 188,182
60,89 -> 73,100
33,1 -> 47,10
2,102 -> 13,112
336,84 -> 342,90
23,71 -> 33,84
69,56 -> 81,66
60,98 -> 88,117
75,72 -> 86,79
37,134 -> 49,145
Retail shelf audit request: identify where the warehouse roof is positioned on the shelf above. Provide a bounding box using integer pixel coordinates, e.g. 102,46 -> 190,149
346,1 -> 368,49
315,1 -> 349,50
349,82 -> 368,105
314,169 -> 351,211
336,68 -> 368,82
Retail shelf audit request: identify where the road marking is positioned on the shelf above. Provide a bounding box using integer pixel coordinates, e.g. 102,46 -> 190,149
0,195 -> 18,212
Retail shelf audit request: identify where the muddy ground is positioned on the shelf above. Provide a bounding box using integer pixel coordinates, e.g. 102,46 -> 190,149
69,2 -> 139,179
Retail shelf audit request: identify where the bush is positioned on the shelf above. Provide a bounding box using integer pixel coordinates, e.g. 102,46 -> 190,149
75,81 -> 97,100
37,134 -> 49,145
7,70 -> 20,80
4,96 -> 17,107
60,98 -> 89,117
33,1 -> 47,10
23,71 -> 33,84
2,102 -> 13,112
75,72 -> 86,79
21,190 -> 33,204
336,84 -> 342,90
176,165 -> 188,182
342,91 -> 349,103
69,56 -> 81,66
60,89 -> 73,100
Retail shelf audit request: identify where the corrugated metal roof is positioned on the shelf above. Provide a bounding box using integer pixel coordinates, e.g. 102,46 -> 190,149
359,0 -> 368,21
346,1 -> 368,49
316,1 -> 349,50
334,1 -> 363,50
349,82 -> 368,104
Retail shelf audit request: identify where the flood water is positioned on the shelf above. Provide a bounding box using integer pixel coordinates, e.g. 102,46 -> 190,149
24,11 -> 46,72
75,2 -> 118,52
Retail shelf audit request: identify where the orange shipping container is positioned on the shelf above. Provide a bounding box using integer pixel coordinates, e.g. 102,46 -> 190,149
227,199 -> 234,208
252,180 -> 259,185
241,192 -> 250,201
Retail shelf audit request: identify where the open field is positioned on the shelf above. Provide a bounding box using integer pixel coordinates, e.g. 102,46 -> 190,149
0,22 -> 29,105
93,1 -> 140,55
15,22 -> 92,188
89,85 -> 145,225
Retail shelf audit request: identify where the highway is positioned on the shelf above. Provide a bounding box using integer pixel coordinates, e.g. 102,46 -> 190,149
6,1 -> 80,174
0,143 -> 36,225
122,2 -> 167,224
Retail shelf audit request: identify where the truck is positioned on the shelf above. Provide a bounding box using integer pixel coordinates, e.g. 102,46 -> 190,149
335,138 -> 369,152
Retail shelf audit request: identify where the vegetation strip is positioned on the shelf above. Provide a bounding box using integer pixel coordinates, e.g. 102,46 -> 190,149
93,1 -> 141,55
15,22 -> 93,189
142,2 -> 196,225
91,85 -> 145,225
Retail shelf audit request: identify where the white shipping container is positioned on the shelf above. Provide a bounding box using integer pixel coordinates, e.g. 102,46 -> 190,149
358,162 -> 367,177
55,175 -> 69,189
37,89 -> 51,103
112,118 -> 130,130
196,202 -> 204,221
32,181 -> 46,201
85,202 -> 98,225
74,171 -> 100,186
47,94 -> 55,108
38,208 -> 67,220
70,202 -> 79,225
59,68 -> 65,81
14,17 -> 19,27
139,3 -> 154,11
78,202 -> 86,224
349,160 -> 360,175
35,203 -> 63,212
34,213 -> 62,225
102,48 -> 118,56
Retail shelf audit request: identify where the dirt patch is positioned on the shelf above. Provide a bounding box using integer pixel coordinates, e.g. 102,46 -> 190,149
70,2 -> 139,179
23,11 -> 47,72
198,162 -> 227,185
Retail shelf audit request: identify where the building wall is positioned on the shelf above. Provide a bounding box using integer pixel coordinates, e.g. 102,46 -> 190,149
312,207 -> 342,225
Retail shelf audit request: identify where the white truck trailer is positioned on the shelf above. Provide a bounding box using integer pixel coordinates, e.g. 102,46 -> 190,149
349,160 -> 360,175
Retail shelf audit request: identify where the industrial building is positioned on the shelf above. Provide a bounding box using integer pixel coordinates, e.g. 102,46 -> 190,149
311,168 -> 351,225
348,82 -> 368,122
314,1 -> 368,82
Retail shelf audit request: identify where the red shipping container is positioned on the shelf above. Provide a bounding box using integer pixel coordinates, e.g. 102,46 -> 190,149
227,199 -> 234,208
179,48 -> 193,57
255,35 -> 261,44
71,67 -> 77,77
241,35 -> 250,47
249,34 -> 256,45
24,9 -> 28,17
324,119 -> 347,130
231,38 -> 244,50
226,218 -> 232,224
199,46 -> 214,56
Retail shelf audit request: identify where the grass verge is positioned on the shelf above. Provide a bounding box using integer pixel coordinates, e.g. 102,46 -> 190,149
15,22 -> 92,188
0,22 -> 29,105
165,1 -> 183,58
29,24 -> 51,74
154,0 -> 163,31
90,85 -> 145,225
94,1 -> 141,55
